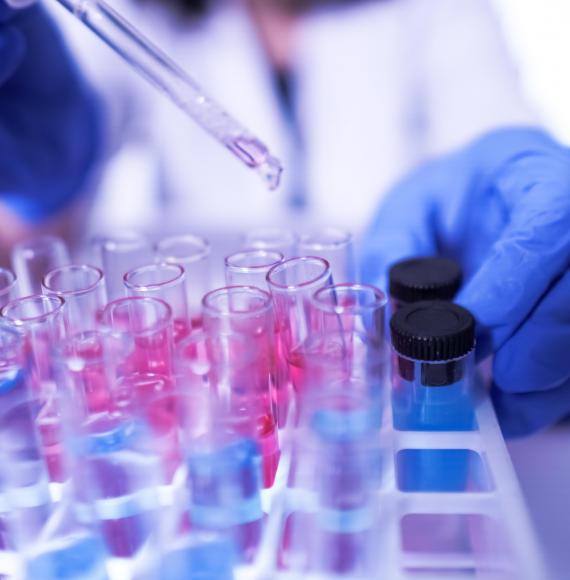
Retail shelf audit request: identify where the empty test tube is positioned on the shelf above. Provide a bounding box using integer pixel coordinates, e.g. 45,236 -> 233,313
202,286 -> 280,487
11,236 -> 70,296
156,234 -> 211,327
42,264 -> 107,333
100,297 -> 175,396
299,227 -> 356,283
0,268 -> 17,309
267,257 -> 332,396
94,233 -> 153,301
310,283 -> 388,397
124,263 -> 190,343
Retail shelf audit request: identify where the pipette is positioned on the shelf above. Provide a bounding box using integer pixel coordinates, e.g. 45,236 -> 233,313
7,0 -> 283,190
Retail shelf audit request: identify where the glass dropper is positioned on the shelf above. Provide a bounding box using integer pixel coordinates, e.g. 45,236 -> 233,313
8,0 -> 284,190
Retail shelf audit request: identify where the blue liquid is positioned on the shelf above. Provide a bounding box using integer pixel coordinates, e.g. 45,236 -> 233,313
392,378 -> 476,431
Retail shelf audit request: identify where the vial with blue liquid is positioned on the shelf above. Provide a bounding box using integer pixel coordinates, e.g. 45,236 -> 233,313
390,300 -> 477,432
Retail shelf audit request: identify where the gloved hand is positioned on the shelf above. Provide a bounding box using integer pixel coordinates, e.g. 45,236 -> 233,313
361,127 -> 570,437
0,1 -> 100,221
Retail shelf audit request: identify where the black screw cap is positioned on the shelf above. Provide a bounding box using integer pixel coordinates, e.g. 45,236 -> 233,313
389,257 -> 463,304
390,301 -> 475,361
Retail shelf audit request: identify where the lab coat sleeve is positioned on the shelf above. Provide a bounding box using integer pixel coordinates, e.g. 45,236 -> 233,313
413,0 -> 537,157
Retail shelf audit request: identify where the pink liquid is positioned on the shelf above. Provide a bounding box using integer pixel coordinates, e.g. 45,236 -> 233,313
257,414 -> 280,488
173,317 -> 191,344
36,398 -> 66,483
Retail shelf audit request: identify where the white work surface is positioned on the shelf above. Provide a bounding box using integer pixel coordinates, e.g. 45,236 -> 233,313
507,424 -> 570,580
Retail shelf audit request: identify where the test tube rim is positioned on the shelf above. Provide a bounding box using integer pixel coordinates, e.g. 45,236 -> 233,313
202,285 -> 273,319
0,267 -> 17,297
12,234 -> 68,258
95,231 -> 151,254
123,262 -> 186,293
243,227 -> 299,250
156,234 -> 211,264
312,283 -> 387,315
101,296 -> 173,337
266,256 -> 331,292
0,294 -> 65,325
225,249 -> 285,273
298,227 -> 353,251
42,264 -> 104,298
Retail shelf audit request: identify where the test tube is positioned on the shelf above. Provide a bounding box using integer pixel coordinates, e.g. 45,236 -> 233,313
202,286 -> 280,487
100,297 -> 175,392
310,284 -> 388,397
267,257 -> 332,396
11,235 -> 70,296
0,268 -> 17,309
187,413 -> 264,564
64,402 -> 163,559
0,328 -> 53,549
42,265 -> 106,333
0,295 -> 68,482
156,234 -> 211,328
95,232 -> 153,301
289,391 -> 380,576
390,301 -> 476,432
299,227 -> 356,283
24,500 -> 109,580
225,250 -> 290,426
242,227 -> 298,258
124,263 -> 190,343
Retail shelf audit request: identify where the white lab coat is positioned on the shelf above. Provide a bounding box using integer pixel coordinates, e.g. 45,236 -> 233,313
53,0 -> 534,240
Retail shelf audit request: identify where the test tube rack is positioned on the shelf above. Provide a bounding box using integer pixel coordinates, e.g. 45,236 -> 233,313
244,377 -> 547,580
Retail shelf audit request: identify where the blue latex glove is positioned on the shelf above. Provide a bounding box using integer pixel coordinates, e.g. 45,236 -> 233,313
361,127 -> 570,437
0,1 -> 100,221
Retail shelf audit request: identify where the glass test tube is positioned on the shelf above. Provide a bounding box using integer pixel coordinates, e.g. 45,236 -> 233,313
203,286 -> 280,488
242,227 -> 298,258
299,227 -> 356,284
187,412 -> 264,565
267,257 -> 332,397
0,296 -> 68,482
0,268 -> 17,309
225,250 -> 290,426
42,265 -> 106,333
124,263 -> 190,343
156,234 -> 211,328
0,327 -> 53,550
11,236 -> 70,296
288,391 -> 380,576
63,394 -> 163,560
309,284 -> 388,399
95,232 -> 153,301
100,297 -> 175,408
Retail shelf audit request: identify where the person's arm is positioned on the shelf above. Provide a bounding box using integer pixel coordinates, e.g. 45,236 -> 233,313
413,0 -> 536,157
0,1 -> 102,249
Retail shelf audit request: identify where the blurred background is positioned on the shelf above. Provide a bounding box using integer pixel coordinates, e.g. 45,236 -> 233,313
493,0 -> 570,144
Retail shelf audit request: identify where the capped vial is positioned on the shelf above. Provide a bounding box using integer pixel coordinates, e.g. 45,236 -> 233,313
389,257 -> 463,311
390,301 -> 476,431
